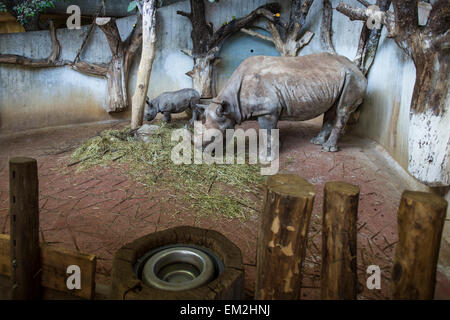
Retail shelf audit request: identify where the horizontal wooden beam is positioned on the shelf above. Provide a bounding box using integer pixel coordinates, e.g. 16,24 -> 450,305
0,234 -> 96,300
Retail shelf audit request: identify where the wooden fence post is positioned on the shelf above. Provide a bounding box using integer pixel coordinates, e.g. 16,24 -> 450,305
321,181 -> 359,300
391,191 -> 447,299
9,157 -> 41,299
255,174 -> 315,300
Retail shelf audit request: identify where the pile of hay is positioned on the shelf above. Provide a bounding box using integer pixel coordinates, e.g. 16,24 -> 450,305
70,121 -> 264,219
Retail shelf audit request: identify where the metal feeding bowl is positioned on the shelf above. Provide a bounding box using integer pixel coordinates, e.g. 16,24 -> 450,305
139,246 -> 219,291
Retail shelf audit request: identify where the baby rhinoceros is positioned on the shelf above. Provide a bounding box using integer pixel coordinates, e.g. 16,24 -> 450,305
144,88 -> 200,123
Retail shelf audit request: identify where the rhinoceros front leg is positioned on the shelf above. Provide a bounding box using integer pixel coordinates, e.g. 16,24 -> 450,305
163,111 -> 172,123
258,115 -> 278,162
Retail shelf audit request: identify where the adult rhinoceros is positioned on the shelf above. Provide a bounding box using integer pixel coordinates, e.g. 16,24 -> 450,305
203,52 -> 367,153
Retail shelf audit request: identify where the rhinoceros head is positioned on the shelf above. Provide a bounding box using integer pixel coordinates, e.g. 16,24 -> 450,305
144,98 -> 158,122
202,99 -> 237,148
205,100 -> 236,131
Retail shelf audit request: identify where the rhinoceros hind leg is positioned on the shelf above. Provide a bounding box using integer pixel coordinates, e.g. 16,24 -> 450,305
322,110 -> 350,152
322,144 -> 339,152
322,73 -> 364,152
311,107 -> 336,145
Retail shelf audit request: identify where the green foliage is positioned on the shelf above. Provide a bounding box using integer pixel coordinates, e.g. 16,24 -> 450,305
127,1 -> 137,12
0,0 -> 62,26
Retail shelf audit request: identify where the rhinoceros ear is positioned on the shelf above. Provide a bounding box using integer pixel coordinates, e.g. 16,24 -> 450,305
216,101 -> 230,117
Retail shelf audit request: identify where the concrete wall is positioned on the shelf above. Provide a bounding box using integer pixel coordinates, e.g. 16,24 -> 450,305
0,0 -> 414,174
1,0 -> 449,285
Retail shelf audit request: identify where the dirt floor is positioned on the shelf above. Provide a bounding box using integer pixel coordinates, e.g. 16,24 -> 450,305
0,117 -> 449,300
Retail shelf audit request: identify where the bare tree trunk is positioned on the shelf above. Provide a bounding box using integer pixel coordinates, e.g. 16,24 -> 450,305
96,18 -> 129,113
320,0 -> 336,54
337,0 -> 450,186
0,13 -> 143,115
72,17 -> 143,113
242,0 -> 315,57
106,55 -> 128,114
178,1 -> 281,97
345,0 -> 392,125
408,50 -> 449,186
131,0 -> 157,129
182,47 -> 219,99
189,55 -> 216,99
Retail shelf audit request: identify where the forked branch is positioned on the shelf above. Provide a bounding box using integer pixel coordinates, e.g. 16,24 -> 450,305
0,21 -> 70,67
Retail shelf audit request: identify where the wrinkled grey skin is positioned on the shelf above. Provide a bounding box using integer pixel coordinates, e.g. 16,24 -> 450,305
145,88 -> 200,123
204,53 -> 367,153
192,104 -> 208,122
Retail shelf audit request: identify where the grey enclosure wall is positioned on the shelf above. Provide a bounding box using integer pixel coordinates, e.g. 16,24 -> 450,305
0,0 -> 415,174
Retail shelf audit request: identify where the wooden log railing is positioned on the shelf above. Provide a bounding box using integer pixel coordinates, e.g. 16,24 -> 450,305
9,157 -> 41,300
2,161 -> 448,300
321,181 -> 359,300
255,174 -> 447,301
0,157 -> 97,300
391,191 -> 447,299
255,174 -> 316,299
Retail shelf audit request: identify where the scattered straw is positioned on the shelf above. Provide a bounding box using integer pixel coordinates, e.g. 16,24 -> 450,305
70,120 -> 264,220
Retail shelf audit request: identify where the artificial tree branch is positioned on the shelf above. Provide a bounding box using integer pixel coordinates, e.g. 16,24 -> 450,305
71,61 -> 109,76
241,28 -> 275,44
336,3 -> 367,21
354,24 -> 370,68
72,2 -> 105,64
296,30 -> 314,51
70,15 -> 144,113
96,18 -> 123,55
336,1 -> 396,37
0,21 -> 70,67
267,21 -> 286,53
177,0 -> 211,56
208,4 -> 281,50
124,17 -> 143,72
242,1 -> 315,57
289,0 -> 315,35
426,0 -> 450,35
135,0 -> 144,14
336,1 -> 409,54
361,0 -> 392,74
337,0 -> 449,186
356,0 -> 371,7
391,0 -> 418,35
176,10 -> 192,19
321,0 -> 336,54
180,49 -> 193,57
178,1 -> 281,97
